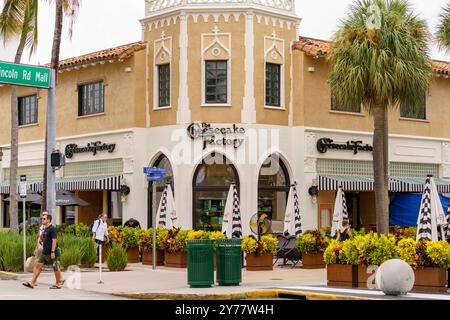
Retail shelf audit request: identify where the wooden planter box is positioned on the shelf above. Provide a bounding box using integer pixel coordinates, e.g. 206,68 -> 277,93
164,251 -> 187,268
126,247 -> 140,263
245,253 -> 273,271
302,252 -> 325,269
142,249 -> 165,266
412,267 -> 448,293
327,264 -> 358,288
357,265 -> 378,289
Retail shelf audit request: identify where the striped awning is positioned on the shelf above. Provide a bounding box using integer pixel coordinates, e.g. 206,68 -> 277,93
318,175 -> 450,193
0,175 -> 122,194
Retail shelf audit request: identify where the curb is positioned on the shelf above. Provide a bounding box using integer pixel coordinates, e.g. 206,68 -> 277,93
113,289 -> 374,300
0,271 -> 19,280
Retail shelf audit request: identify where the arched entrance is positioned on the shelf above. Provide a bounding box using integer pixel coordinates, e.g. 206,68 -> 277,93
258,154 -> 290,227
147,154 -> 174,228
192,153 -> 239,231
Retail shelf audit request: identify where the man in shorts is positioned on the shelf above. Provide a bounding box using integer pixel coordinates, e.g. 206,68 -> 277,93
23,213 -> 64,289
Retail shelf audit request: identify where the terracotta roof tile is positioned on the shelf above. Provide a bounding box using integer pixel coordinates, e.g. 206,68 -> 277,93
293,36 -> 450,77
46,41 -> 146,71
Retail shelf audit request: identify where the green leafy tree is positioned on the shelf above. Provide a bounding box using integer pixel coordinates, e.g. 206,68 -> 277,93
328,0 -> 432,234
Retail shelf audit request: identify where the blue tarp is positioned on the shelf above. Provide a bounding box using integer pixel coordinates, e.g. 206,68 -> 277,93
389,193 -> 450,227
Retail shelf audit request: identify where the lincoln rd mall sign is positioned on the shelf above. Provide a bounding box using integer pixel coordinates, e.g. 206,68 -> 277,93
0,61 -> 51,89
187,123 -> 245,150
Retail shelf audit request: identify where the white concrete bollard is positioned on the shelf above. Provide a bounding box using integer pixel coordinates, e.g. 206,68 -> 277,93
375,259 -> 415,296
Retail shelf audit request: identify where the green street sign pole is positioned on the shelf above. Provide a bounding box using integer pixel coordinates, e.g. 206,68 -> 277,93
0,61 -> 51,89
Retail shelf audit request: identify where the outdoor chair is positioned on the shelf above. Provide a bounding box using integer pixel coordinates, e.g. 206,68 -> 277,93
283,236 -> 302,268
273,234 -> 290,266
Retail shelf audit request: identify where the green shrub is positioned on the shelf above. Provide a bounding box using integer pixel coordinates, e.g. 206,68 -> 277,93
425,241 -> 450,269
122,227 -> 142,249
296,234 -> 317,254
396,238 -> 418,266
368,234 -> 397,265
340,239 -> 359,265
60,246 -> 83,270
0,232 -> 37,272
79,237 -> 97,268
107,243 -> 128,271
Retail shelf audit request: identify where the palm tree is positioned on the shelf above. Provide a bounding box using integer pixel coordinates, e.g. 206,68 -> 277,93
328,0 -> 432,234
0,0 -> 79,230
0,0 -> 39,232
437,3 -> 450,52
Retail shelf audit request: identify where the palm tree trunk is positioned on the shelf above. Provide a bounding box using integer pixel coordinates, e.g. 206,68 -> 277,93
42,0 -> 63,217
373,103 -> 389,234
8,35 -> 27,232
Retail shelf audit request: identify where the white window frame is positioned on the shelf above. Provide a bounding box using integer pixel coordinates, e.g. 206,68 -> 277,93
264,36 -> 285,110
153,36 -> 172,110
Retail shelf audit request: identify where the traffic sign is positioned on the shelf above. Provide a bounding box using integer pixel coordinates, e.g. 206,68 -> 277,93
144,167 -> 166,182
0,61 -> 51,89
19,175 -> 27,199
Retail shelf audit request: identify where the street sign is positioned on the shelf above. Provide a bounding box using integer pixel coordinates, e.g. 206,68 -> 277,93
19,175 -> 27,199
0,61 -> 51,89
144,167 -> 166,182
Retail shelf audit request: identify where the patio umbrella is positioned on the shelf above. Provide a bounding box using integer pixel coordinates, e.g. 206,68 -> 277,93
416,176 -> 446,242
4,192 -> 43,226
221,183 -> 242,238
331,186 -> 348,238
32,190 -> 90,207
283,182 -> 302,237
156,184 -> 177,229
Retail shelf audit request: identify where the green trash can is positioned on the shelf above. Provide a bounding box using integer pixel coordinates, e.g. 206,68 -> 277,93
187,239 -> 214,288
216,239 -> 243,286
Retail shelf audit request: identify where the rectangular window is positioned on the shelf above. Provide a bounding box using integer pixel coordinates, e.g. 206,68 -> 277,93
265,63 -> 281,107
400,97 -> 426,120
158,64 -> 170,107
205,60 -> 227,104
78,81 -> 104,116
331,94 -> 361,113
18,95 -> 38,126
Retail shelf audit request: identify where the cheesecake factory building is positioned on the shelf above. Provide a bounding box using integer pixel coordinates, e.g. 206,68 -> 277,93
2,0 -> 450,234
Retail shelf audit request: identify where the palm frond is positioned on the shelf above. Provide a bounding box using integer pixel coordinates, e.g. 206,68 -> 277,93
436,3 -> 450,53
0,0 -> 27,43
328,0 -> 432,114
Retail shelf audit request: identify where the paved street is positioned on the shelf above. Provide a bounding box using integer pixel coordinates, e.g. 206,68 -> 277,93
0,264 -> 448,300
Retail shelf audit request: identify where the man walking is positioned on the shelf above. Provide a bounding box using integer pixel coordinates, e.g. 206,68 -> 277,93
23,213 -> 63,289
93,213 -> 109,262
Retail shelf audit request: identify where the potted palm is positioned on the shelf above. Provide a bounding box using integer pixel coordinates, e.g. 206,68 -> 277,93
164,228 -> 188,268
296,230 -> 328,269
242,235 -> 278,271
397,239 -> 450,293
140,228 -> 168,266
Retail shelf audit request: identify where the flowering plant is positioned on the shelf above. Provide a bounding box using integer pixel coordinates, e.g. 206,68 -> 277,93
139,228 -> 168,252
296,230 -> 329,254
241,235 -> 278,255
163,228 -> 189,253
323,240 -> 343,264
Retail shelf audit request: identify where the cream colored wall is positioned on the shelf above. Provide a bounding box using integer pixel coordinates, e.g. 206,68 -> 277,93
133,50 -> 148,128
0,57 -> 143,145
297,53 -> 450,138
187,14 -> 244,124
145,20 -> 179,127
254,20 -> 296,126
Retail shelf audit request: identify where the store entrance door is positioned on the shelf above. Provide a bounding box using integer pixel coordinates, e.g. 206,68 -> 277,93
345,192 -> 362,230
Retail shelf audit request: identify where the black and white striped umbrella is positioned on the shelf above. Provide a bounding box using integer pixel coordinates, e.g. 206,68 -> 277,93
445,205 -> 450,242
157,184 -> 177,229
416,176 -> 445,242
222,184 -> 242,238
283,181 -> 302,237
331,186 -> 348,238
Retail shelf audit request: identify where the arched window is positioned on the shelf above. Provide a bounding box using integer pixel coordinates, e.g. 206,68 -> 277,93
258,155 -> 290,223
192,153 -> 239,231
147,154 -> 174,228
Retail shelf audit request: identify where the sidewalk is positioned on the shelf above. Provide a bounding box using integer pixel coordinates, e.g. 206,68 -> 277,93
8,263 -> 450,300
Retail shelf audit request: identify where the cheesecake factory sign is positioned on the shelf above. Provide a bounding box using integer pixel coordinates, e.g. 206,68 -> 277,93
65,141 -> 116,159
317,138 -> 373,155
187,123 -> 245,150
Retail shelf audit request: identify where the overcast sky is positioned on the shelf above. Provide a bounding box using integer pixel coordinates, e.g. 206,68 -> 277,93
1,0 -> 450,63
